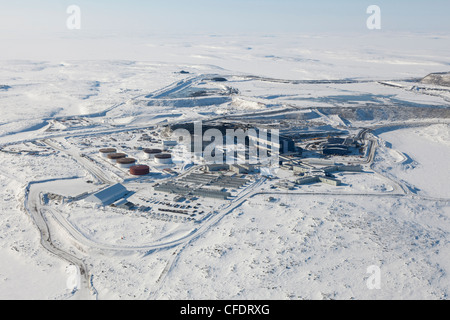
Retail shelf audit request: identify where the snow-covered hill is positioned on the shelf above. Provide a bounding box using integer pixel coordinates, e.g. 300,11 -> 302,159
421,72 -> 450,87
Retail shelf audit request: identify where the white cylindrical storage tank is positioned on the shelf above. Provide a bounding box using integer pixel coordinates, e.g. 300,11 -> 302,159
107,153 -> 127,163
154,153 -> 173,164
117,158 -> 137,169
99,148 -> 117,158
144,148 -> 162,159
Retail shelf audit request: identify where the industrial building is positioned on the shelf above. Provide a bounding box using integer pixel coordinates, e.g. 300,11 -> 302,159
85,183 -> 129,206
318,176 -> 342,186
194,188 -> 232,200
296,175 -> 342,187
322,165 -> 340,173
205,164 -> 230,172
154,182 -> 232,200
296,176 -> 321,185
153,172 -> 250,200
302,158 -> 336,166
178,173 -> 249,189
204,163 -> 257,174
230,164 -> 256,174
162,140 -> 178,149
294,163 -> 362,179
315,164 -> 363,174
338,164 -> 363,172
275,181 -> 296,190
293,164 -> 315,174
112,198 -> 135,210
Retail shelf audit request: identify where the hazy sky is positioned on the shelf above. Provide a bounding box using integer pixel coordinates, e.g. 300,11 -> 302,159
1,0 -> 449,61
1,0 -> 450,35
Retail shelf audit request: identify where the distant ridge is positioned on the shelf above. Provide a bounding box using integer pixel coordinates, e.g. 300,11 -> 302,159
420,71 -> 450,87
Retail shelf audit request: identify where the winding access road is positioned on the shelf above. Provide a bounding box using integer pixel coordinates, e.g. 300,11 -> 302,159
24,183 -> 95,299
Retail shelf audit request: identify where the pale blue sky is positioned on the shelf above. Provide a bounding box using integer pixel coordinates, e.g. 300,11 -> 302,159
1,0 -> 450,34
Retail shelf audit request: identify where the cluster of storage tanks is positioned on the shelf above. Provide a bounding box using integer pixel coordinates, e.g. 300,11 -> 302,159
99,148 -> 136,168
144,148 -> 173,164
99,147 -> 173,176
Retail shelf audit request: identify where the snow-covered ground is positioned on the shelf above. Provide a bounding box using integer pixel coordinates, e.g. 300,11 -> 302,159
1,32 -> 450,300
155,194 -> 450,300
375,124 -> 450,198
0,175 -> 69,300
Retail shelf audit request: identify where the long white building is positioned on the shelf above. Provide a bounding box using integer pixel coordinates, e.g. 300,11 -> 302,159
85,183 -> 129,206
